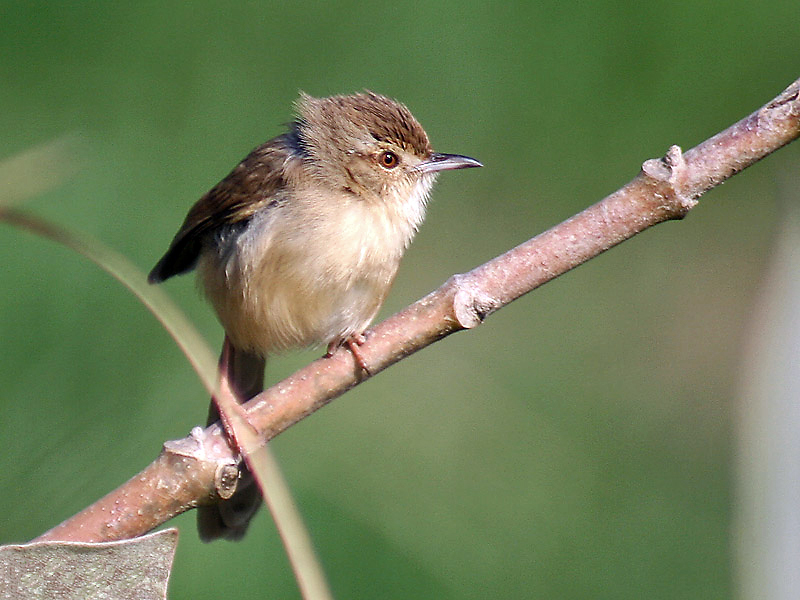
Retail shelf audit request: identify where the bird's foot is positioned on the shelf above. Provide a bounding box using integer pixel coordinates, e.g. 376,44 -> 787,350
326,333 -> 371,375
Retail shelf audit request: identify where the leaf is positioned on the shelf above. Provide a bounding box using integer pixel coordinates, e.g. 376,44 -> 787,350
0,529 -> 178,600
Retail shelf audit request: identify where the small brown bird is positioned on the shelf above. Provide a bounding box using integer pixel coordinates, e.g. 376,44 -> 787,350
149,91 -> 481,541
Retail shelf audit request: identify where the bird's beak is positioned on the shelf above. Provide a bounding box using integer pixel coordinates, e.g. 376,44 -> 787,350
417,153 -> 483,174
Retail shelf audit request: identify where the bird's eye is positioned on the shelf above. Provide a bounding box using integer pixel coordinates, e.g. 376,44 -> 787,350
378,151 -> 399,169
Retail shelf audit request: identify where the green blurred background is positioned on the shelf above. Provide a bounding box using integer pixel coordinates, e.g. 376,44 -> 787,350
1,2 -> 798,598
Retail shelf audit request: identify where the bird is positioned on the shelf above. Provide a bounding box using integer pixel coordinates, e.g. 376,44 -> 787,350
148,91 -> 482,541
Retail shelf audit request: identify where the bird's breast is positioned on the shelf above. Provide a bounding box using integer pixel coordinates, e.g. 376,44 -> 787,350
199,192 -> 414,355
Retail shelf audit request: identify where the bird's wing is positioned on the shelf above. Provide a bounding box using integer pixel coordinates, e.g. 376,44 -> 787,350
148,136 -> 294,283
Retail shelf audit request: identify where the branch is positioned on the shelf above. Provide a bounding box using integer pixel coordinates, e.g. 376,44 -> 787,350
36,76 -> 800,542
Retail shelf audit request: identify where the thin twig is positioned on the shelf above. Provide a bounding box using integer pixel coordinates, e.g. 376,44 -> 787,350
0,209 -> 333,598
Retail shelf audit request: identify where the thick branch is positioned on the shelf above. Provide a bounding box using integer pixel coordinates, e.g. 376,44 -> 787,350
36,77 -> 800,542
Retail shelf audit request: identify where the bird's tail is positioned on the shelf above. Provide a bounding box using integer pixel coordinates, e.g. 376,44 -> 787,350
197,336 -> 266,542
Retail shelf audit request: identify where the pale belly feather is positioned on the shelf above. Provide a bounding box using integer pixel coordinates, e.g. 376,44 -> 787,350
199,193 -> 413,355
